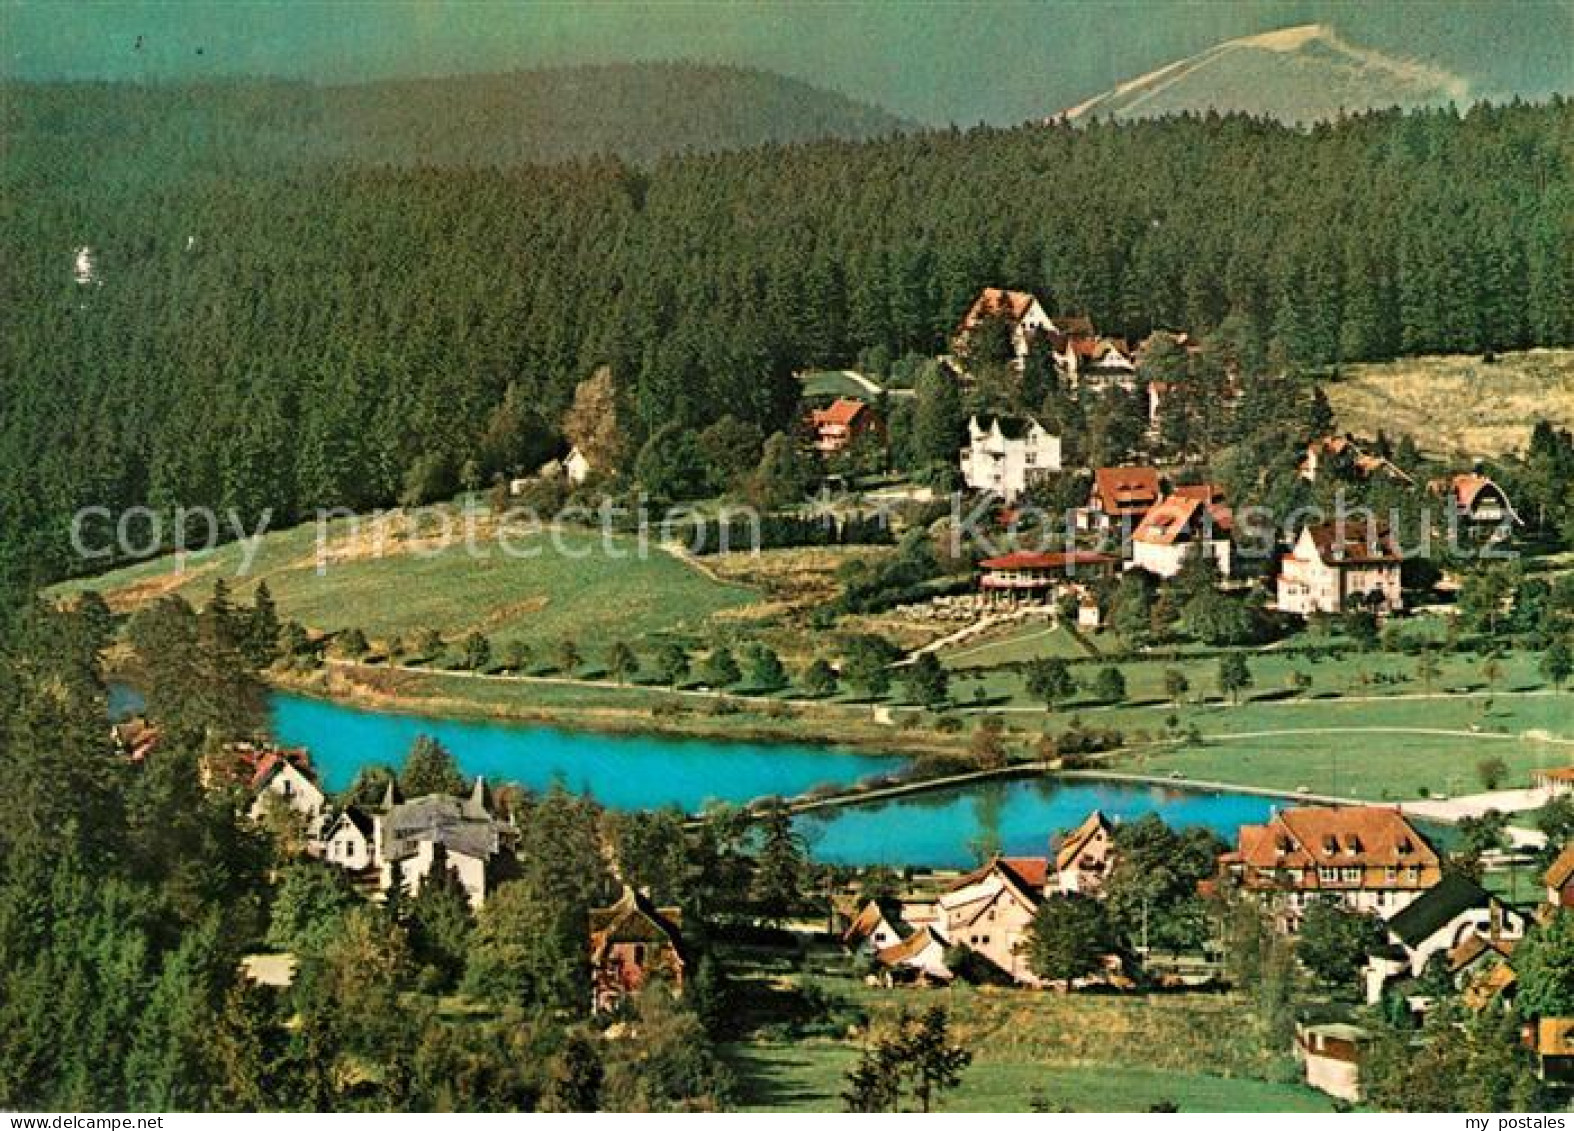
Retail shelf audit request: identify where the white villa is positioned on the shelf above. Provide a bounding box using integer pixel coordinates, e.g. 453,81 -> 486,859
959,415 -> 1062,503
1277,521 -> 1403,616
317,778 -> 506,909
248,753 -> 326,825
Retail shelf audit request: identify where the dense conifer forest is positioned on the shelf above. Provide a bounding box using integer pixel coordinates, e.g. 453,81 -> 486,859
2,96 -> 1571,602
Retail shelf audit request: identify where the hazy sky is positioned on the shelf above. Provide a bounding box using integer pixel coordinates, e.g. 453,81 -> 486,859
5,0 -> 1570,123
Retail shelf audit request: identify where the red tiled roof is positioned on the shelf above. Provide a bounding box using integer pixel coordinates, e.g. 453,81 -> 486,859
1233,806 -> 1442,883
979,550 -> 1119,571
1133,495 -> 1211,546
1091,466 -> 1161,513
958,287 -> 1041,332
1546,843 -> 1574,892
811,397 -> 868,428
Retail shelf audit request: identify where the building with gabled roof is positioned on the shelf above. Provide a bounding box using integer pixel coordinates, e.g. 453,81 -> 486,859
1080,466 -> 1162,533
1545,843 -> 1574,910
1361,872 -> 1527,1003
959,415 -> 1062,503
1054,811 -> 1117,895
590,886 -> 687,1014
872,925 -> 953,985
1130,493 -> 1232,578
809,396 -> 881,455
1223,805 -> 1442,929
1300,435 -> 1416,486
1276,521 -> 1403,617
936,856 -> 1048,984
1431,472 -> 1522,543
953,287 -> 1059,366
843,899 -> 906,955
248,750 -> 326,825
976,549 -> 1118,606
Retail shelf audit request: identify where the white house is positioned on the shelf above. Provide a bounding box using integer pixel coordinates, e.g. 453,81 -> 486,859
1129,494 -> 1232,578
318,778 -> 505,909
1362,873 -> 1527,1004
1277,521 -> 1403,616
248,754 -> 326,824
564,446 -> 594,485
319,806 -> 376,871
871,926 -> 953,985
959,415 -> 1062,503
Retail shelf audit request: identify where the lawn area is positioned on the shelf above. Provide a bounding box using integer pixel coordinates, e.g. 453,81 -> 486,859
1325,348 -> 1574,457
1123,693 -> 1574,800
943,620 -> 1094,668
726,976 -> 1332,1113
800,369 -> 881,399
53,510 -> 759,652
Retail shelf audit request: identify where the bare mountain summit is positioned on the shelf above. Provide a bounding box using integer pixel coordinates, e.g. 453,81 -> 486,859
1060,23 -> 1471,125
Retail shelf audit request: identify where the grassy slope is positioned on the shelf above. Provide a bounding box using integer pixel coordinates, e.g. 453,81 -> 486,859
55,511 -> 757,652
728,977 -> 1333,1113
1324,348 -> 1574,457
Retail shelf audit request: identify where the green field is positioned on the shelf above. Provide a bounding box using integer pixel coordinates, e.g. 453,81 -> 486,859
54,511 -> 758,652
725,972 -> 1333,1113
800,369 -> 881,400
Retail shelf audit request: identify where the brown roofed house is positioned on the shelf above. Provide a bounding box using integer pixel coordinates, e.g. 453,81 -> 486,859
953,287 -> 1059,367
808,396 -> 882,455
590,886 -> 687,1014
1545,843 -> 1574,910
1277,521 -> 1403,617
1130,494 -> 1232,579
1225,805 -> 1442,930
1081,466 -> 1162,533
1431,472 -> 1522,544
1054,810 -> 1117,895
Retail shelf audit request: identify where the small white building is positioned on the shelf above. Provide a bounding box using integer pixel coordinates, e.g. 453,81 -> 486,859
319,806 -> 376,871
249,754 -> 326,824
959,415 -> 1062,503
1296,1022 -> 1372,1103
564,446 -> 593,485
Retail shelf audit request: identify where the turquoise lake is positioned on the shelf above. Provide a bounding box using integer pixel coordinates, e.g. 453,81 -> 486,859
270,692 -> 899,812
269,692 -> 1280,867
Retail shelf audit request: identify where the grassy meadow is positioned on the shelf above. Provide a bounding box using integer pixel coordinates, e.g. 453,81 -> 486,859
1325,348 -> 1574,457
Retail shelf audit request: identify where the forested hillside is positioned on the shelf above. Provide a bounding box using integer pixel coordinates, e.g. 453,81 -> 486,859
3,98 -> 1572,602
1,63 -> 912,171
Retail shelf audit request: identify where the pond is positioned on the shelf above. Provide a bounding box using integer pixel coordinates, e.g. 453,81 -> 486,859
269,692 -> 900,812
798,778 -> 1279,868
268,692 -> 1281,866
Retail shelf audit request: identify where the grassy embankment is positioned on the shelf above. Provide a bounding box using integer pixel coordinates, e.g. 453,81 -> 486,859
722,951 -> 1333,1113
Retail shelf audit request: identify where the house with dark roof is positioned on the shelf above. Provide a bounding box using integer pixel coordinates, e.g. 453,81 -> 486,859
1222,805 -> 1442,930
1362,872 -> 1527,1003
590,886 -> 687,1014
976,549 -> 1118,607
317,778 -> 506,908
1276,521 -> 1403,616
959,415 -> 1062,502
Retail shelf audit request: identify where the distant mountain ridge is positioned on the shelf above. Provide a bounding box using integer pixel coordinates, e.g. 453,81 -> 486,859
1061,23 -> 1471,125
5,61 -> 915,170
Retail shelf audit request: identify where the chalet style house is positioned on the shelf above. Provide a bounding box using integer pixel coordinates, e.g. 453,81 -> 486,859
936,856 -> 1049,985
248,751 -> 327,825
809,396 -> 880,455
1222,805 -> 1442,929
589,886 -> 687,1014
317,778 -> 506,909
1300,435 -> 1415,485
1079,466 -> 1161,533
1276,521 -> 1403,616
952,287 -> 1058,366
1129,492 -> 1232,578
976,549 -> 1118,606
1053,810 -> 1117,895
1431,472 -> 1522,542
1362,873 -> 1527,1004
959,415 -> 1062,502
1062,335 -> 1137,392
1546,843 -> 1574,910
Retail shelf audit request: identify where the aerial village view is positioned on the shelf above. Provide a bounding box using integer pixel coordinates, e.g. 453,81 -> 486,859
2,0 -> 1573,1119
